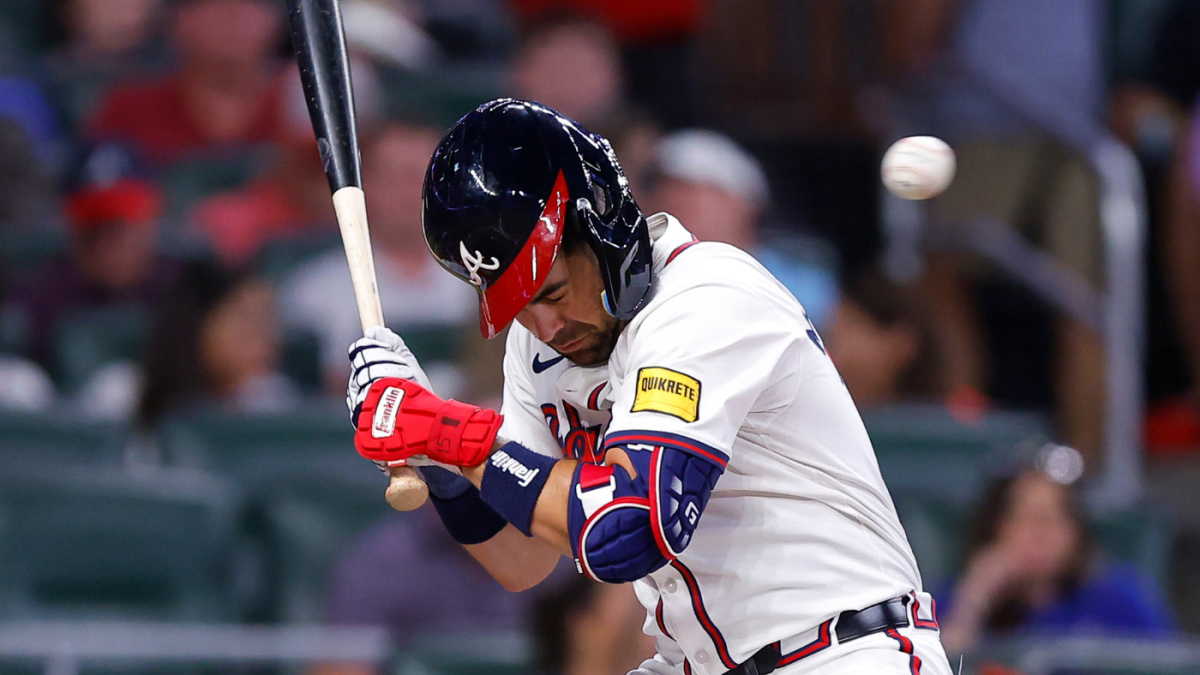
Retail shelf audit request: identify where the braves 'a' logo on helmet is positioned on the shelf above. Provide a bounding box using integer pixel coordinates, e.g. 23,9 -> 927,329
459,242 -> 500,287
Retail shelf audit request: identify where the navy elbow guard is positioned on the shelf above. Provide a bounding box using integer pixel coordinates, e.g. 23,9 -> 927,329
567,439 -> 724,583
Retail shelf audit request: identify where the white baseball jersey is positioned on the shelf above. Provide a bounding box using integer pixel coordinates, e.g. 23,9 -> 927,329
499,214 -> 932,675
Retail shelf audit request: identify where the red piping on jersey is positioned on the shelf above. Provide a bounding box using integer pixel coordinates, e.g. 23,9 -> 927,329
655,599 -> 672,639
909,592 -> 940,630
587,383 -> 606,410
603,430 -> 729,467
777,619 -> 833,666
666,238 -> 700,266
683,659 -> 692,675
671,560 -> 738,670
885,628 -> 923,675
647,446 -> 678,561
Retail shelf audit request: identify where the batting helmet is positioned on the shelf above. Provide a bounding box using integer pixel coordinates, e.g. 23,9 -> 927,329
422,99 -> 653,339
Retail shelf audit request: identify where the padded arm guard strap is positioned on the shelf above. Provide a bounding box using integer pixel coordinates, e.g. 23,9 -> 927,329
567,437 -> 725,583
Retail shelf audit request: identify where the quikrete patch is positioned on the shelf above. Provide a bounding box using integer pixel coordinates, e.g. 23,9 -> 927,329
632,367 -> 701,422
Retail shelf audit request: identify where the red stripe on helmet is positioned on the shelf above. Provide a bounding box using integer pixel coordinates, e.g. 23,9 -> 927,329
478,170 -> 568,338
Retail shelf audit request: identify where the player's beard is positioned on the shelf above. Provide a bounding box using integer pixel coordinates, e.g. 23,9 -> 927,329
552,316 -> 625,367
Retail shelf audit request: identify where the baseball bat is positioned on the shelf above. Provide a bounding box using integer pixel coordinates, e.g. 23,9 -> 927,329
287,0 -> 427,511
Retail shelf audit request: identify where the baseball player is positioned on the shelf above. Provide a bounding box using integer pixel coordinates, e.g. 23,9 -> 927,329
345,99 -> 953,675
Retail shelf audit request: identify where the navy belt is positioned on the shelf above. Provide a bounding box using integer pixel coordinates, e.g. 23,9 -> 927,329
721,596 -> 910,675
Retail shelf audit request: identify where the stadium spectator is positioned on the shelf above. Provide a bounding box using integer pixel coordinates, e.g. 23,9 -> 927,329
0,117 -> 56,232
508,13 -> 661,194
1109,0 -> 1200,162
186,65 -> 379,266
5,144 -> 174,373
880,0 -> 1110,461
823,269 -> 942,409
278,119 -> 476,394
85,0 -> 284,165
939,445 -> 1175,654
1153,105 -> 1200,453
507,0 -> 705,127
0,76 -> 65,178
647,128 -> 840,328
531,575 -> 658,675
44,0 -> 165,132
138,261 -> 297,427
509,13 -> 625,129
1106,0 -> 1200,453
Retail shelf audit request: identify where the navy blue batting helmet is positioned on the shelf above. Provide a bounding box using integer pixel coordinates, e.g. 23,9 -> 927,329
422,99 -> 653,338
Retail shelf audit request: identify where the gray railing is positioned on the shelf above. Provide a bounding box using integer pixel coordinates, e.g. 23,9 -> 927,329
973,635 -> 1200,675
0,621 -> 392,675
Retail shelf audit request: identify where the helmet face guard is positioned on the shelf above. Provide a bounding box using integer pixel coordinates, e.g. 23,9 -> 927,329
422,99 -> 653,338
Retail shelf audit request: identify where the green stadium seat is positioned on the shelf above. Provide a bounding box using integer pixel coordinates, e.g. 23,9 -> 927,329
1093,506 -> 1174,596
0,410 -> 126,465
0,0 -> 44,60
262,474 -> 400,623
158,405 -> 394,622
891,493 -> 969,592
863,404 -> 1051,505
0,303 -> 31,356
399,324 -> 466,366
0,466 -> 241,621
161,153 -> 265,220
158,402 -> 372,483
255,234 -> 340,282
0,229 -> 66,278
280,328 -> 324,394
893,492 -> 1174,597
52,305 -> 150,393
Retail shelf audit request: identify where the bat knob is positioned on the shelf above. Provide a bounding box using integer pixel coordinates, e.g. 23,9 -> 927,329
386,466 -> 429,511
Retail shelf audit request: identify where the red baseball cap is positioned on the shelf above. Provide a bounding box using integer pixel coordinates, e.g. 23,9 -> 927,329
65,179 -> 162,231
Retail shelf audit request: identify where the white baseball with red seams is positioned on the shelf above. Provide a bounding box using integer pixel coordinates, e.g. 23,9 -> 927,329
881,136 -> 956,201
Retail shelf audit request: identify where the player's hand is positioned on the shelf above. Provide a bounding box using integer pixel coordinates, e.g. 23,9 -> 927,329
346,326 -> 432,423
354,377 -> 502,469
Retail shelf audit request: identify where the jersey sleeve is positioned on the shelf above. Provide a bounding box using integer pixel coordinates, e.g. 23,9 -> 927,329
605,282 -> 797,464
498,328 -> 562,459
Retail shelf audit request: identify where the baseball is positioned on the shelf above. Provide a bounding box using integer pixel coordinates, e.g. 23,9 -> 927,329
881,136 -> 956,200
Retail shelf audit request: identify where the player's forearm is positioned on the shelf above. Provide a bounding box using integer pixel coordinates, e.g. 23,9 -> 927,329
463,523 -> 562,592
529,460 -> 575,553
461,447 -> 576,556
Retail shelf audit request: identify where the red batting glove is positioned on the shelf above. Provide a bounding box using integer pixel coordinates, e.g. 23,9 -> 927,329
354,378 -> 503,468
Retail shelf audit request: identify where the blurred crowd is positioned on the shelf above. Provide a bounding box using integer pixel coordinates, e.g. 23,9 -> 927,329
3,0 -> 1200,672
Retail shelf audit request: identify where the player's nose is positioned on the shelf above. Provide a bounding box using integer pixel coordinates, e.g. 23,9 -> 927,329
516,305 -> 565,344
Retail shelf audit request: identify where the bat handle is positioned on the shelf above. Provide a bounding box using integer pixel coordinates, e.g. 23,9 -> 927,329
332,186 -> 429,512
386,466 -> 429,511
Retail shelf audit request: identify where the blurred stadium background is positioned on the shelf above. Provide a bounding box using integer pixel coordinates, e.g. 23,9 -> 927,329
1,0 -> 1200,674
